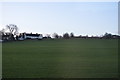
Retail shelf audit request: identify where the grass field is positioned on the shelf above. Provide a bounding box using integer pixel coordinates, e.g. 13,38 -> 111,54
2,38 -> 118,78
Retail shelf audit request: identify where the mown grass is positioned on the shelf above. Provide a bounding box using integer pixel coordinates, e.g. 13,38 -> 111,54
2,38 -> 118,78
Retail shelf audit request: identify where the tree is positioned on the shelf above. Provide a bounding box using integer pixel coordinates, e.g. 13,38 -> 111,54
45,34 -> 51,38
6,24 -> 18,40
6,24 -> 18,36
63,33 -> 69,39
0,28 -> 5,40
70,32 -> 74,38
0,29 -> 5,35
52,33 -> 59,38
0,30 -> 2,40
103,32 -> 112,39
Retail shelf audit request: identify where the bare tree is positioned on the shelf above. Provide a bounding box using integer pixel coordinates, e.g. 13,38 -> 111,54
6,24 -> 18,40
6,24 -> 18,36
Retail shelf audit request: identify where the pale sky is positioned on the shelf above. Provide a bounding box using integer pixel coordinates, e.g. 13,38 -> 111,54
0,2 -> 118,36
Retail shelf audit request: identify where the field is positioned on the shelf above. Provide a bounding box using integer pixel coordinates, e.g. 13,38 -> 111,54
2,38 -> 118,78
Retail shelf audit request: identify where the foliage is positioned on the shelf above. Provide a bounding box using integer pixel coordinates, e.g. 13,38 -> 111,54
70,32 -> 74,38
63,33 -> 69,39
52,33 -> 59,38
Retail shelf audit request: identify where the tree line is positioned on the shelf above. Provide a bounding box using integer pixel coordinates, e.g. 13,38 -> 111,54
52,32 -> 120,39
0,24 -> 120,42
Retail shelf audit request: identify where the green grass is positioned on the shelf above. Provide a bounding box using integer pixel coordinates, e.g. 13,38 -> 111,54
2,38 -> 118,78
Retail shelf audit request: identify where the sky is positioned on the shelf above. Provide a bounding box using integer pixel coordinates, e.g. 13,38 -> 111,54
0,2 -> 118,36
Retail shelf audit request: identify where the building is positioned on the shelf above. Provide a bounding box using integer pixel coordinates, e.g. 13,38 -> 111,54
18,33 -> 43,40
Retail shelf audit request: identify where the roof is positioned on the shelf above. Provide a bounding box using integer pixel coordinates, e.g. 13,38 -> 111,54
25,33 -> 41,37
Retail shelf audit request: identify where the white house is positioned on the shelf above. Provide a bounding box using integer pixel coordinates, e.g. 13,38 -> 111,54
24,33 -> 43,39
18,33 -> 43,40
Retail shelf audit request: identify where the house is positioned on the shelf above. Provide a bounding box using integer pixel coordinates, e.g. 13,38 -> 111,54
18,33 -> 43,40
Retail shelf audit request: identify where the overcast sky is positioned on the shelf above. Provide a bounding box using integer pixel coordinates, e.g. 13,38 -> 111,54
0,2 -> 118,36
